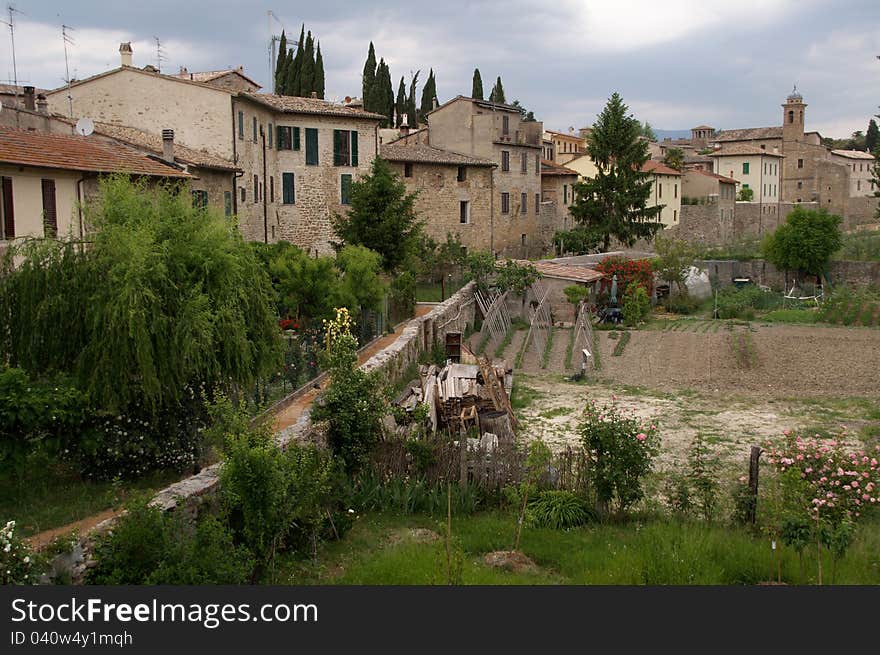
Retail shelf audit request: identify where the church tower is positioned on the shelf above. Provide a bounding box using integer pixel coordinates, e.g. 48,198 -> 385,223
782,86 -> 806,143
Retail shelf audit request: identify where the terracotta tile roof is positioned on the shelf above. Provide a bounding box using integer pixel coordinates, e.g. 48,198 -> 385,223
172,67 -> 261,88
89,122 -> 238,171
240,93 -> 385,121
686,169 -> 739,185
715,126 -> 782,142
541,159 -> 579,176
510,259 -> 604,284
709,144 -> 784,158
380,143 -> 495,167
831,149 -> 875,160
427,95 -> 521,116
0,84 -> 48,96
46,66 -> 235,96
0,126 -> 191,178
544,129 -> 584,140
642,160 -> 682,176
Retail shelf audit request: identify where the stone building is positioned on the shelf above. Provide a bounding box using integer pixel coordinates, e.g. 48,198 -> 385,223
642,160 -> 682,227
0,104 -> 238,218
43,43 -> 383,252
543,128 -> 586,165
830,150 -> 876,198
379,142 -> 495,254
540,159 -> 579,233
709,144 -> 782,222
0,125 -> 190,250
172,66 -> 261,93
397,95 -> 544,257
231,93 -> 383,252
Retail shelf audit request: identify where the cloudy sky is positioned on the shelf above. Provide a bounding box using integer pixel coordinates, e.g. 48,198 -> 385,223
2,0 -> 878,138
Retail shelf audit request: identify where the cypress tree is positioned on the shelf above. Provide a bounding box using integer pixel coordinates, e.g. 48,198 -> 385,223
489,76 -> 506,104
285,25 -> 305,96
472,68 -> 483,100
300,31 -> 315,96
382,61 -> 394,128
395,77 -> 406,128
406,70 -> 420,129
867,118 -> 879,154
314,42 -> 325,99
274,30 -> 287,94
419,69 -> 436,123
283,48 -> 295,96
362,42 -> 377,111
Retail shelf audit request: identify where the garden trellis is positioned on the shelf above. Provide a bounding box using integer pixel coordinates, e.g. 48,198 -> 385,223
523,280 -> 552,363
475,287 -> 511,345
572,301 -> 595,372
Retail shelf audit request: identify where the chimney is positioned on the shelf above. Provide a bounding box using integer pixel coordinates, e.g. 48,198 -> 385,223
36,94 -> 48,115
432,96 -> 438,111
22,86 -> 35,111
399,113 -> 409,137
119,42 -> 133,67
161,129 -> 175,164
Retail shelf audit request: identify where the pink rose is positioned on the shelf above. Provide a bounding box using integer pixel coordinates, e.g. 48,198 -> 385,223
636,433 -> 647,441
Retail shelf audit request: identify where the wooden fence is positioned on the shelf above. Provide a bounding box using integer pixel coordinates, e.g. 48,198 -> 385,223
369,436 -> 591,494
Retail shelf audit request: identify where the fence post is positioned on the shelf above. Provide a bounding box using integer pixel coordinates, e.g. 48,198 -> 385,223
747,445 -> 762,524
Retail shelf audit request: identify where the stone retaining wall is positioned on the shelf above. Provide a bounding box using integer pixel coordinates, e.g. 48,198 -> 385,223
698,258 -> 880,290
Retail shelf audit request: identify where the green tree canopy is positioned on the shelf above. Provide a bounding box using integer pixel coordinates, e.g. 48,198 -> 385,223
406,70 -> 420,128
762,206 -> 843,277
0,176 -> 281,414
472,68 -> 483,100
419,69 -> 436,123
489,76 -> 506,104
652,233 -> 704,294
362,42 -> 377,110
274,30 -> 288,94
332,157 -> 422,273
313,42 -> 325,99
395,76 -> 406,128
866,118 -> 879,154
639,121 -> 657,141
569,92 -> 664,252
662,147 -> 685,172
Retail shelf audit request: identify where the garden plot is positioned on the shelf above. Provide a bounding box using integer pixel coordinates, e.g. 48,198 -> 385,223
515,373 -> 880,475
596,323 -> 880,398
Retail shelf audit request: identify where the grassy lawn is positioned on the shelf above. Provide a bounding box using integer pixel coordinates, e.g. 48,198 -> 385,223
0,457 -> 181,537
273,510 -> 880,585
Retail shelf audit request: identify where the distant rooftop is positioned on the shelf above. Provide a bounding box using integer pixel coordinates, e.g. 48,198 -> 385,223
241,93 -> 386,120
380,143 -> 495,167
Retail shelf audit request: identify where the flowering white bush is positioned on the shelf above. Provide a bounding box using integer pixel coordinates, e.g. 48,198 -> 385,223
1,520 -> 38,585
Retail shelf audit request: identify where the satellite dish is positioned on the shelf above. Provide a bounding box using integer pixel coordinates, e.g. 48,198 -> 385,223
74,117 -> 94,137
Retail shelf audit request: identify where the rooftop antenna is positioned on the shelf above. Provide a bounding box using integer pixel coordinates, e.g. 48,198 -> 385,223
153,35 -> 165,72
267,10 -> 286,92
0,4 -> 23,109
62,24 -> 75,119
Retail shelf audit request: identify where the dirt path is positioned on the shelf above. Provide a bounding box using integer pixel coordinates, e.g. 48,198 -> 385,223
26,305 -> 436,549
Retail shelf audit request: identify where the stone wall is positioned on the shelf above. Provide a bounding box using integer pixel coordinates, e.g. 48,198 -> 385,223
56,283 -> 478,582
698,258 -> 880,290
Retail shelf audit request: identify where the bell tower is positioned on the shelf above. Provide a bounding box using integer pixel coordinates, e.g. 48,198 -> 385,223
782,86 -> 806,143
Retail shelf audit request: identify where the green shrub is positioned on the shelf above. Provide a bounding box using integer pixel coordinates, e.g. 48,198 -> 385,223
1,520 -> 42,584
527,490 -> 596,529
715,285 -> 781,319
622,283 -> 651,327
88,499 -> 253,585
563,285 -> 591,306
350,474 -> 483,516
663,295 -> 703,315
580,400 -> 660,516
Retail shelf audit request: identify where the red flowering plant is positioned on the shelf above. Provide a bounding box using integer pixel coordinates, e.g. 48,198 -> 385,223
764,430 -> 880,582
278,318 -> 300,331
594,257 -> 655,298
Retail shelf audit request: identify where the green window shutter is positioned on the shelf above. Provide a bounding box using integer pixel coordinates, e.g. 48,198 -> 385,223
351,131 -> 358,167
268,124 -> 273,149
238,111 -> 244,139
224,191 -> 232,216
742,162 -> 749,174
305,128 -> 318,165
282,172 -> 295,204
277,126 -> 283,149
293,127 -> 301,151
341,174 -> 352,205
333,129 -> 342,166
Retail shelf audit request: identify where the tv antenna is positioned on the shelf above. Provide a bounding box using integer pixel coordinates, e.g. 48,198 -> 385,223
267,10 -> 286,91
62,24 -> 75,118
0,4 -> 24,108
153,35 -> 165,72
74,116 -> 94,137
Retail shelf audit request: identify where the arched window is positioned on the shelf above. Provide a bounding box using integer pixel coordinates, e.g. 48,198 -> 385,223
788,110 -> 794,124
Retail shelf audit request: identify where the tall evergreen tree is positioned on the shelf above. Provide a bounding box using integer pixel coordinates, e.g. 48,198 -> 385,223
395,77 -> 406,128
472,68 -> 483,100
300,31 -> 316,96
362,42 -> 377,111
283,48 -> 296,96
569,93 -> 663,252
274,30 -> 288,94
489,76 -> 506,104
285,25 -> 305,96
382,62 -> 394,128
406,70 -> 420,128
314,42 -> 325,99
419,68 -> 436,123
867,118 -> 879,154
373,59 -> 393,128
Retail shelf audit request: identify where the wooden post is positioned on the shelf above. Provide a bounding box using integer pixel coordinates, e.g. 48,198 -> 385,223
748,445 -> 762,524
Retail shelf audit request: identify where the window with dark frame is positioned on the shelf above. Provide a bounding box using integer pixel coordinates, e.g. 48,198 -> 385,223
501,151 -> 510,171
457,166 -> 466,182
268,124 -> 273,149
270,176 -> 274,203
253,116 -> 257,143
340,174 -> 352,205
333,129 -> 358,166
459,200 -> 469,224
191,189 -> 208,211
282,172 -> 295,204
305,128 -> 319,165
520,192 -> 527,215
535,193 -> 539,214
797,158 -> 804,169
404,162 -> 413,178
277,126 -> 292,150
253,174 -> 259,202
521,152 -> 527,173
502,115 -> 509,135
238,111 -> 244,139
240,187 -> 246,203
501,192 -> 510,214
1,177 -> 14,240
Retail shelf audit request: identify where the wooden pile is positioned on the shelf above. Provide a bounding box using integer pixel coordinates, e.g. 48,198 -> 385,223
393,347 -> 515,441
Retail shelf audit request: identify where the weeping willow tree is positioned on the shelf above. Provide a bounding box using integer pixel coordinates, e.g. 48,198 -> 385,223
0,176 -> 281,416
